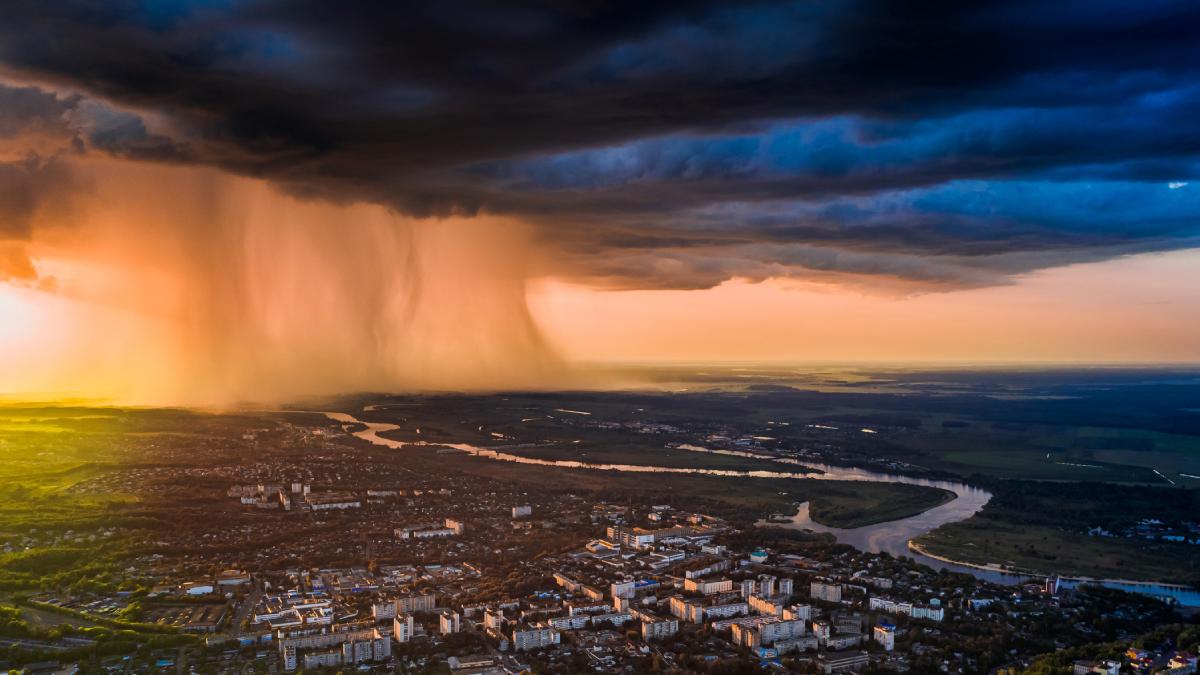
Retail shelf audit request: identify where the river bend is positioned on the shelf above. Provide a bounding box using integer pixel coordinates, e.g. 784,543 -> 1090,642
323,410 -> 1198,606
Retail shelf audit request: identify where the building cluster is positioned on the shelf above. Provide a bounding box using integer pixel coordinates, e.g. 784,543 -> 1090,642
867,595 -> 945,622
1074,647 -> 1197,674
14,409 -> 1192,675
1088,518 -> 1200,545
251,592 -> 335,631
20,485 -> 1189,675
227,482 -> 366,511
278,626 -> 392,671
473,503 -> 959,672
256,588 -> 458,670
153,493 -> 1181,672
394,518 -> 465,540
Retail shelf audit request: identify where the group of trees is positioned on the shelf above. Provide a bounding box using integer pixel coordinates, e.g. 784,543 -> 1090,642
984,480 -> 1200,533
0,602 -> 197,667
1021,623 -> 1200,674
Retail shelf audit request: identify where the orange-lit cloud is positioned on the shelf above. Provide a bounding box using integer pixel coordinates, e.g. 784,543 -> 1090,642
1,158 -> 562,404
2,151 -> 1198,405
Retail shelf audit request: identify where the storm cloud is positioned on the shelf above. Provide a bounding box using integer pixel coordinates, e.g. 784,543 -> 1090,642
1,0 -> 1198,289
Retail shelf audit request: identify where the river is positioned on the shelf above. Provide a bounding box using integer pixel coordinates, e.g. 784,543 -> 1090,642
323,410 -> 1199,607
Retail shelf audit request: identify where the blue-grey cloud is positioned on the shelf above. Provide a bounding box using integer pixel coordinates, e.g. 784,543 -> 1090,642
0,0 -> 1197,288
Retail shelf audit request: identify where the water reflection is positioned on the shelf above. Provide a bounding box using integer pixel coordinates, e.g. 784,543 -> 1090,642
327,412 -> 828,478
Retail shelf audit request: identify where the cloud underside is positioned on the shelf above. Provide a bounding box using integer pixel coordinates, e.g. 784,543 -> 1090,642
1,0 -> 1198,290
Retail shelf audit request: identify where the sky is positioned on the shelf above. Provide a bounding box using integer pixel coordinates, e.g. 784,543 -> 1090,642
0,1 -> 1198,402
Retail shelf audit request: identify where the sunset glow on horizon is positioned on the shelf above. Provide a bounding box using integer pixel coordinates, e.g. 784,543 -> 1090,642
1,155 -> 1196,404
532,249 -> 1200,367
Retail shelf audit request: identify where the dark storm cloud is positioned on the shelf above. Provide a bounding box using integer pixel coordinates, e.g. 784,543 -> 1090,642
0,80 -> 183,239
1,0 -> 1198,288
0,83 -> 79,247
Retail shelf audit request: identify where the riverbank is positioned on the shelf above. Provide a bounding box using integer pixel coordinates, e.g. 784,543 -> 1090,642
322,411 -> 957,529
912,518 -> 1200,589
908,539 -> 1039,577
908,540 -> 1200,606
910,479 -> 1200,589
500,440 -> 826,475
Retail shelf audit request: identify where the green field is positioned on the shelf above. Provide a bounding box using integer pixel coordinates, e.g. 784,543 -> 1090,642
914,480 -> 1200,585
931,443 -> 1162,482
917,521 -> 1200,584
807,412 -> 1188,483
0,410 -> 147,594
805,481 -> 954,529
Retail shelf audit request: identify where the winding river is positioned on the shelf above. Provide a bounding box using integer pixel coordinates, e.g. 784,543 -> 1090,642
324,410 -> 1199,607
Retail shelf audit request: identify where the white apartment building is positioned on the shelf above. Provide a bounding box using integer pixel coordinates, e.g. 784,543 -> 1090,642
611,580 -> 637,599
395,593 -> 437,614
874,623 -> 895,651
548,614 -> 591,630
640,616 -> 679,640
372,602 -> 396,621
784,604 -> 812,621
749,594 -> 786,617
484,607 -> 505,633
757,575 -> 777,597
439,610 -> 461,634
869,596 -> 944,622
511,625 -> 560,651
704,602 -> 749,621
393,615 -> 415,643
811,581 -> 842,603
684,577 -> 734,595
775,635 -> 819,654
779,578 -> 794,596
591,611 -> 632,628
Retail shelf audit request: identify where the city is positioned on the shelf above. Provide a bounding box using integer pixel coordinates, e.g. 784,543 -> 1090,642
2,1 -> 1200,673
1,379 -> 1197,673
